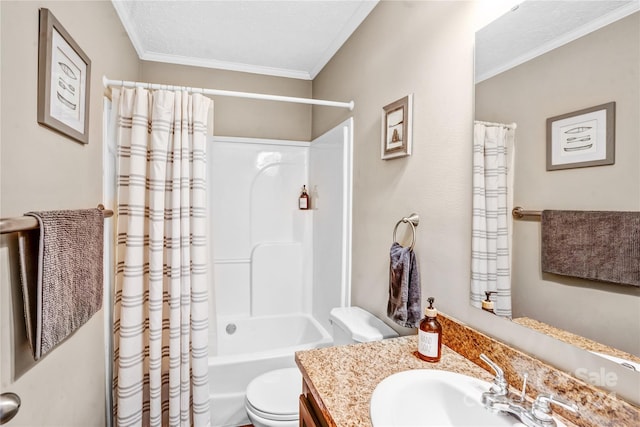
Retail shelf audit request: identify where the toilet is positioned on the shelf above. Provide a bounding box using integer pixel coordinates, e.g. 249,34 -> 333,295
245,368 -> 301,427
244,307 -> 398,427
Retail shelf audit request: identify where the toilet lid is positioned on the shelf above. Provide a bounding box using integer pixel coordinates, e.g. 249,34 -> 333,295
246,368 -> 301,417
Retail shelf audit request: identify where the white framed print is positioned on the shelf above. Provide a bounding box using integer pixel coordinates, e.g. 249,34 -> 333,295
38,8 -> 91,144
546,102 -> 615,171
381,94 -> 413,160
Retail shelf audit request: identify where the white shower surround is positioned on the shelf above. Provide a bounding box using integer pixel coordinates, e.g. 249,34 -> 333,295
209,136 -> 314,324
207,119 -> 353,427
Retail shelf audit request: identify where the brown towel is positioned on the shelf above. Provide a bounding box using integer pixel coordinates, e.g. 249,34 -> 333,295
19,209 -> 104,359
541,210 -> 640,286
18,229 -> 40,353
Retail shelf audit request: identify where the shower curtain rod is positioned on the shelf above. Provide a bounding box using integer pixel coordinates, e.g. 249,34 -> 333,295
103,76 -> 354,111
475,120 -> 517,130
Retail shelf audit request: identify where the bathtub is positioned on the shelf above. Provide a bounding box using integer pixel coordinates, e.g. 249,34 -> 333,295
209,313 -> 333,427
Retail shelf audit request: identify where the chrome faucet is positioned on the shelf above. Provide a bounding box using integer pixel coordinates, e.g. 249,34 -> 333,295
479,354 -> 578,427
479,353 -> 510,410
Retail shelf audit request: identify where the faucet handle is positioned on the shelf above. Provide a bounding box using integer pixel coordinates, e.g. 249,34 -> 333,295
532,393 -> 578,424
479,353 -> 508,395
515,372 -> 528,402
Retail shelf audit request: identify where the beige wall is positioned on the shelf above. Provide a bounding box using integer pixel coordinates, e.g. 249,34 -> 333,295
476,13 -> 640,355
0,1 -> 138,425
141,61 -> 312,141
313,1 -> 475,330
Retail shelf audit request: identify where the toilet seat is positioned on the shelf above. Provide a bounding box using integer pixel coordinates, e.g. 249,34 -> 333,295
246,399 -> 297,422
245,368 -> 300,422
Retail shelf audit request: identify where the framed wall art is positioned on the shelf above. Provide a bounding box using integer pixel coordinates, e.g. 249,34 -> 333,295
546,102 -> 615,171
38,8 -> 91,144
381,94 -> 413,160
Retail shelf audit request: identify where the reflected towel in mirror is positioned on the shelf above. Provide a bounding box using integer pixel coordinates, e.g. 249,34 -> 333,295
541,210 -> 640,286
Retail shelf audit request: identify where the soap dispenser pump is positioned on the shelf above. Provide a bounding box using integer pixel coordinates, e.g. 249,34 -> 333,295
417,297 -> 442,363
482,291 -> 497,314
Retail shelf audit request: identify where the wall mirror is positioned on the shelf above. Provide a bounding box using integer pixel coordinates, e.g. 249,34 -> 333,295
473,0 -> 639,369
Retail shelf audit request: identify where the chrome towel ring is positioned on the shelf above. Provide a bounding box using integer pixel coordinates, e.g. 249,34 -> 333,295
393,213 -> 420,250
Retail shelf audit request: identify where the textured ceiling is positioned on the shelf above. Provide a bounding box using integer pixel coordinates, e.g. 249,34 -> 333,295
112,1 -> 638,83
476,0 -> 639,82
112,0 -> 378,80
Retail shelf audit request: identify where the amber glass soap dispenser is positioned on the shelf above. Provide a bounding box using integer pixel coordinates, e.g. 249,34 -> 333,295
418,297 -> 442,362
299,185 -> 310,210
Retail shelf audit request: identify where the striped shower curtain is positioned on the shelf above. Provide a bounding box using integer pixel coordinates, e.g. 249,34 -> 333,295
113,87 -> 211,426
471,122 -> 515,318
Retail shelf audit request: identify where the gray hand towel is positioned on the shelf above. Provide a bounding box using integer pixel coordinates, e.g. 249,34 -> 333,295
541,210 -> 640,286
19,209 -> 104,359
387,242 -> 421,328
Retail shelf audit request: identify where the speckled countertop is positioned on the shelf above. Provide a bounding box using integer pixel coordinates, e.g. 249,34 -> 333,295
296,314 -> 639,427
295,336 -> 573,427
513,317 -> 640,365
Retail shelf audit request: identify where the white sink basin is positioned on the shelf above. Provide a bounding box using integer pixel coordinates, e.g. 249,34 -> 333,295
370,370 -> 522,427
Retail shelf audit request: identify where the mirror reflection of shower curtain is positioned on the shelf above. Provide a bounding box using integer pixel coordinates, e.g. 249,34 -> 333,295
471,121 -> 515,318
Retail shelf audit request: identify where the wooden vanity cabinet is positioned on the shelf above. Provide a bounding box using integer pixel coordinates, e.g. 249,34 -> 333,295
299,378 -> 331,427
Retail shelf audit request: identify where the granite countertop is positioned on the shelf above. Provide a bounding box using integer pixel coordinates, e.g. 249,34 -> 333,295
295,335 -> 576,427
513,317 -> 640,365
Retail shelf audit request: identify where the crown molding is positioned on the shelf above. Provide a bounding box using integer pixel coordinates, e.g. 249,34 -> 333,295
140,52 -> 312,80
112,0 -> 378,81
111,1 -> 147,59
309,0 -> 379,79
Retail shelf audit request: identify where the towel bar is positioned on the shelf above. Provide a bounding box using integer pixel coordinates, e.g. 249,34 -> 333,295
393,213 -> 419,250
512,207 -> 542,219
0,204 -> 113,235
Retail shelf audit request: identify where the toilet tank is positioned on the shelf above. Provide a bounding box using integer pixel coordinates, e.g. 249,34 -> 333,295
329,306 -> 399,346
